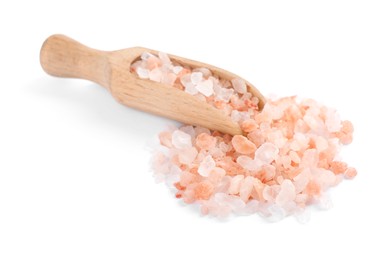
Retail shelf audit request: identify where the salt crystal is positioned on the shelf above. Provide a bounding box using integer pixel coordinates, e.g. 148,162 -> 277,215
171,130 -> 192,149
267,205 -> 286,222
255,142 -> 279,164
228,175 -> 245,195
237,156 -> 262,171
196,79 -> 214,97
215,87 -> 234,102
158,52 -> 171,65
136,67 -> 149,79
178,147 -> 198,165
173,66 -> 183,74
198,155 -> 216,177
141,52 -> 154,61
149,68 -> 162,82
190,72 -> 203,85
194,68 -> 211,78
231,78 -> 247,94
275,180 -> 296,206
239,176 -> 255,202
180,74 -> 198,95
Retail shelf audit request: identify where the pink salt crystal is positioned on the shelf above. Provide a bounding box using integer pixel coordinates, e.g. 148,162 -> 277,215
237,156 -> 261,172
241,119 -> 258,132
171,130 -> 192,149
180,74 -> 198,95
275,180 -> 295,206
180,171 -> 198,187
194,181 -> 214,200
158,131 -> 172,148
289,151 -> 301,164
178,147 -> 198,165
301,149 -> 319,168
161,72 -> 177,85
195,133 -> 217,150
325,109 -> 341,132
255,142 -> 279,164
190,72 -> 203,85
158,52 -> 171,65
149,68 -> 163,82
240,176 -> 255,202
215,87 -> 234,102
198,155 -> 216,177
196,79 -> 214,97
260,164 -> 276,182
344,167 -> 357,179
136,67 -> 149,79
262,185 -> 276,202
231,135 -> 257,155
208,167 -> 226,184
330,161 -> 348,174
314,136 -> 329,152
147,56 -> 161,70
228,175 -> 245,195
231,78 -> 247,94
172,66 -> 183,74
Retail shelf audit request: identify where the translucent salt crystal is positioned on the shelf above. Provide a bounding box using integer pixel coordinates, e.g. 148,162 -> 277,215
228,175 -> 244,195
262,185 -> 275,202
149,68 -> 163,82
180,74 -> 198,95
171,130 -> 192,149
242,200 -> 261,215
196,79 -> 214,97
293,168 -> 310,193
301,149 -> 319,168
239,176 -> 255,202
190,72 -> 203,85
237,156 -> 262,171
214,193 -> 245,213
267,205 -> 286,222
231,78 -> 247,94
178,147 -> 198,165
262,104 -> 284,120
141,52 -> 154,61
158,52 -> 171,65
255,142 -> 279,164
136,67 -> 149,79
180,125 -> 196,138
325,109 -> 341,132
314,136 -> 328,152
215,87 -> 234,102
275,180 -> 296,206
161,73 -> 176,85
194,68 -> 211,78
172,66 -> 183,74
198,155 -> 216,177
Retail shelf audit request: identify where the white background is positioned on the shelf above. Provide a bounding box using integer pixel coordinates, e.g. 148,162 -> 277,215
1,0 -> 389,259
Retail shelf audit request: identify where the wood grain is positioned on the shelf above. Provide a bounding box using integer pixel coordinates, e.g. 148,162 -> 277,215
40,34 -> 265,135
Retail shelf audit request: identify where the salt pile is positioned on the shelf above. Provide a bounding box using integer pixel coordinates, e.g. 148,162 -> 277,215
131,52 -> 356,221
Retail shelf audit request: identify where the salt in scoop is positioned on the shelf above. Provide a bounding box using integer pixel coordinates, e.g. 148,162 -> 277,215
40,35 -> 265,135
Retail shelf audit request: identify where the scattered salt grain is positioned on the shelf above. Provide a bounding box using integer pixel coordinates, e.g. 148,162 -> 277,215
131,51 -> 357,222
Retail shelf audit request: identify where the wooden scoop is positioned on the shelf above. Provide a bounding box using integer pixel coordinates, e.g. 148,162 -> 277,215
40,34 -> 265,135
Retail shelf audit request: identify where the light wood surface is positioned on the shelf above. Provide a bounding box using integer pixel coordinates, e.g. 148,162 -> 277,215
40,34 -> 265,135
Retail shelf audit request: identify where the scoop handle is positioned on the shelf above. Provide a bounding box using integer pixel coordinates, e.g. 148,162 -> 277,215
40,34 -> 110,89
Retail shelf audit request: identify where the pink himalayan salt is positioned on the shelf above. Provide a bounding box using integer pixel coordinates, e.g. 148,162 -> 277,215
195,133 -> 217,150
135,52 -> 357,221
231,135 -> 257,154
